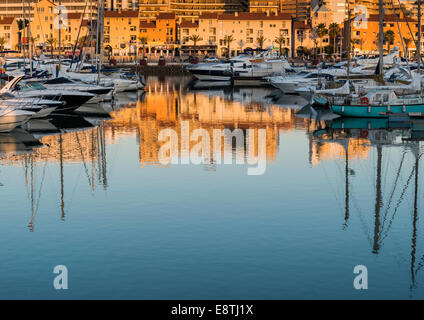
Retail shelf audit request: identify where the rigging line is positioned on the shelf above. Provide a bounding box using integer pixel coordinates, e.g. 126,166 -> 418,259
350,184 -> 373,246
382,151 -> 407,222
22,155 -> 31,202
34,153 -> 50,217
380,155 -> 421,243
320,162 -> 343,215
396,0 -> 423,65
391,0 -> 407,59
67,164 -> 84,210
75,131 -> 92,187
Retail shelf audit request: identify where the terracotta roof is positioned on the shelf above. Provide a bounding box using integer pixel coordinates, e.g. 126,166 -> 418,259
157,12 -> 175,20
180,21 -> 198,28
218,12 -> 292,21
0,17 -> 14,25
368,14 -> 416,23
140,21 -> 155,28
294,21 -> 311,29
199,13 -> 219,19
67,12 -> 82,19
105,10 -> 139,18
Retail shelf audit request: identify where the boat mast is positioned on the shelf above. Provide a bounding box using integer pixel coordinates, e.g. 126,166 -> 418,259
346,0 -> 351,78
344,140 -> 350,229
418,0 -> 421,73
21,0 -> 26,69
372,145 -> 383,254
27,0 -> 32,76
378,0 -> 384,76
97,0 -> 104,84
58,0 -> 62,72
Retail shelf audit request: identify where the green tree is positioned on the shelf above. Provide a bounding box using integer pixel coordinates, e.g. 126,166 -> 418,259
16,19 -> 29,52
403,37 -> 412,58
351,39 -> 360,55
274,36 -> 285,56
0,37 -> 5,51
138,36 -> 148,57
328,23 -> 340,58
384,30 -> 395,52
189,34 -> 203,56
46,37 -> 57,57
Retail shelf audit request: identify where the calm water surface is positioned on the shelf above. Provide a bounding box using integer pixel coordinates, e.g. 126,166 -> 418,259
1,76 -> 424,299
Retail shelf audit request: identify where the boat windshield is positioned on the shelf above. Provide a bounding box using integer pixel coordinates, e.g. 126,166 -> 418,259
22,82 -> 46,90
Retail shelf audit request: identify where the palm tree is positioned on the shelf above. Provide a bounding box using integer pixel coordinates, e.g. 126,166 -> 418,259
138,36 -> 148,57
46,37 -> 57,57
403,37 -> 412,59
189,34 -> 202,56
316,23 -> 328,58
328,23 -> 340,59
0,37 -> 5,51
223,34 -> 234,58
274,36 -> 285,56
16,19 -> 29,52
384,30 -> 395,53
256,35 -> 266,50
351,39 -> 360,56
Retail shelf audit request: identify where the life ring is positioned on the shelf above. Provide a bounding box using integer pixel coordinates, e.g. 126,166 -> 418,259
360,97 -> 369,105
360,129 -> 369,138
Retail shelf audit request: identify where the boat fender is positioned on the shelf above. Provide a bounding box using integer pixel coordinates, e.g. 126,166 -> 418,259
360,97 -> 369,105
360,130 -> 369,138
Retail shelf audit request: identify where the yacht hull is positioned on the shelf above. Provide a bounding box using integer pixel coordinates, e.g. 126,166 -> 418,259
0,112 -> 33,133
331,104 -> 424,118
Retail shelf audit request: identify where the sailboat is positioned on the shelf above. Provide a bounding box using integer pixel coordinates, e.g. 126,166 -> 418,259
329,1 -> 424,118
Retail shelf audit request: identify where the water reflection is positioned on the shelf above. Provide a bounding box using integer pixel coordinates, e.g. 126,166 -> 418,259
2,77 -> 424,298
312,117 -> 424,296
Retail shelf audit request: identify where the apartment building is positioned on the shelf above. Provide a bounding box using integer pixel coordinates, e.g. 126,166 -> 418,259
248,0 -> 279,14
346,13 -> 418,56
139,0 -> 170,20
31,0 -> 89,50
139,12 -> 177,55
180,12 -> 292,57
0,0 -> 96,19
0,17 -> 19,50
280,0 -> 311,22
103,10 -> 139,57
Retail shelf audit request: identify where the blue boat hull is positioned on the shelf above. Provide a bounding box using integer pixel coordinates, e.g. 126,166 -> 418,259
331,104 -> 424,118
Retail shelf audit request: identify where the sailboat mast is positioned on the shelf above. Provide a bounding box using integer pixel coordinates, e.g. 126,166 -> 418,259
58,0 -> 62,71
378,0 -> 384,76
418,0 -> 421,72
97,0 -> 104,84
21,0 -> 26,69
344,142 -> 350,228
27,0 -> 32,76
373,145 -> 383,254
346,0 -> 351,78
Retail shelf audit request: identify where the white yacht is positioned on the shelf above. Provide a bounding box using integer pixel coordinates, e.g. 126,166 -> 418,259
187,48 -> 289,81
267,71 -> 336,94
0,109 -> 35,133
